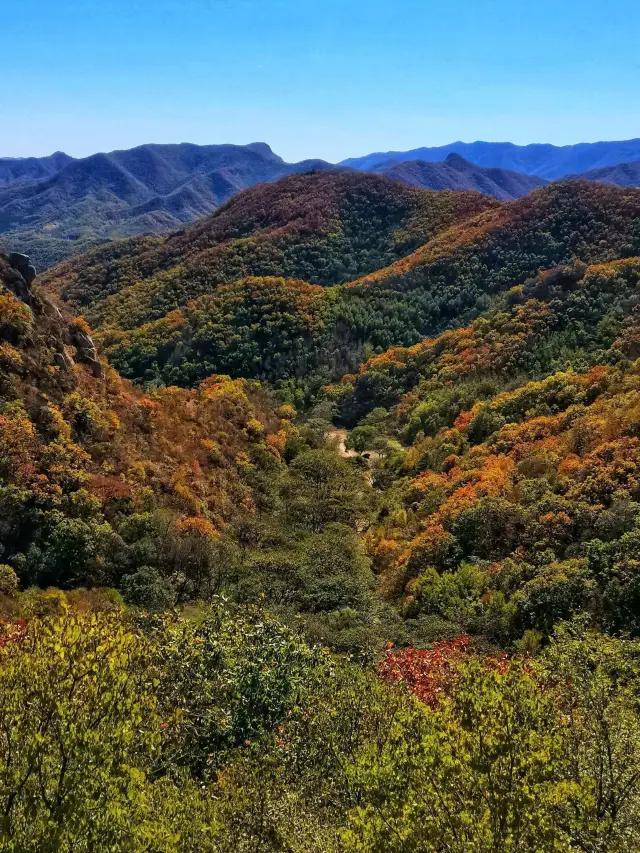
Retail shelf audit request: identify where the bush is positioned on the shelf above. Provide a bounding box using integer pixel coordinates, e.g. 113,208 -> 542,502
0,564 -> 18,597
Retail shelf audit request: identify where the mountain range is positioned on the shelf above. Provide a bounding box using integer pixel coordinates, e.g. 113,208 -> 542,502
0,143 -> 332,269
3,137 -> 640,270
6,128 -> 640,849
373,153 -> 547,201
341,137 -> 640,178
15,168 -> 640,634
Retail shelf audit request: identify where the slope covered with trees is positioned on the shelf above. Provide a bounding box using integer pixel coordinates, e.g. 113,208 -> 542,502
0,151 -> 74,185
0,252 -> 283,595
7,171 -> 640,850
42,170 -> 495,330
54,178 -> 640,390
0,252 -> 389,649
328,257 -> 640,643
337,181 -> 640,350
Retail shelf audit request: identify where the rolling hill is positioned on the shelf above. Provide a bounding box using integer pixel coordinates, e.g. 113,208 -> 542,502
6,137 -> 640,274
342,138 -> 640,179
374,153 -> 547,200
40,176 -> 640,390
41,170 -> 495,331
0,142 -> 332,270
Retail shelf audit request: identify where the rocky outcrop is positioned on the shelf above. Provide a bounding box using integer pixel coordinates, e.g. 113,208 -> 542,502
69,323 -> 103,378
8,252 -> 37,286
2,252 -> 42,310
1,251 -> 103,379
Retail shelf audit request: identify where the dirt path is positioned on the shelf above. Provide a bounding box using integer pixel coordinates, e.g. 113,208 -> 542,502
325,428 -> 358,458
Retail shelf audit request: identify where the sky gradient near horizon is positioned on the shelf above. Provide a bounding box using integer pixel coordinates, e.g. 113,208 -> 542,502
2,0 -> 639,163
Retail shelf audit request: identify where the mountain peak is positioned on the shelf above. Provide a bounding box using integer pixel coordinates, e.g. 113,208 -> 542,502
245,142 -> 282,162
444,152 -> 470,167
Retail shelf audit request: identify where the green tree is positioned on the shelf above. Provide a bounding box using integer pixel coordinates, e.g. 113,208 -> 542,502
544,622 -> 640,851
283,449 -> 375,534
0,609 -> 161,852
153,602 -> 317,781
343,660 -> 577,853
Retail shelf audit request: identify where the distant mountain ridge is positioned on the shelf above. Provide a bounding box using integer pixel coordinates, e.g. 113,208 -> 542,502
570,159 -> 640,188
0,151 -> 74,186
341,138 -> 640,179
374,153 -> 547,200
0,142 -> 332,269
5,136 -> 640,271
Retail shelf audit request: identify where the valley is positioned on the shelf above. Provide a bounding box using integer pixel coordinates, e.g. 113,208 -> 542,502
3,150 -> 640,851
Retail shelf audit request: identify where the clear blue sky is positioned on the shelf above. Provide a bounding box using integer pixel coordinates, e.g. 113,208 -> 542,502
2,0 -> 639,163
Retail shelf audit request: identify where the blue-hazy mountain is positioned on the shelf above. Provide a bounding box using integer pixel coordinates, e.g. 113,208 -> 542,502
0,143 -> 332,268
0,151 -> 74,186
569,159 -> 640,188
341,139 -> 640,180
375,153 -> 547,200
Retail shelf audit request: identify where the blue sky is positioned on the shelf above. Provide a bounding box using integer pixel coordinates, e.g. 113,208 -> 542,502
2,0 -> 639,162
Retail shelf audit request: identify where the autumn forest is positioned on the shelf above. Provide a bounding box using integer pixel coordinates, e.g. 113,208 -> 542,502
2,166 -> 640,851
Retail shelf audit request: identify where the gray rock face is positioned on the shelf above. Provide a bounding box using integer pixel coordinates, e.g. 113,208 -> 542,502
2,251 -> 41,309
70,325 -> 103,378
8,252 -> 37,285
53,349 -> 75,371
1,251 -> 104,380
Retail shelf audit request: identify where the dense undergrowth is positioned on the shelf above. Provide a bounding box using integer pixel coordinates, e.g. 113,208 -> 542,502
1,596 -> 639,852
329,257 -> 640,644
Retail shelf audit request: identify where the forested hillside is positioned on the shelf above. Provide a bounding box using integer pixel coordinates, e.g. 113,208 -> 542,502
5,167 -> 640,850
0,252 -> 284,596
42,178 -> 640,390
0,250 -> 391,649
24,171 -> 640,647
0,151 -> 74,185
337,181 -> 640,347
330,257 -> 640,640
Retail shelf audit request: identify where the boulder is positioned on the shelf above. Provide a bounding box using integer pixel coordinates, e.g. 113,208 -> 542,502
70,325 -> 103,379
8,252 -> 37,283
